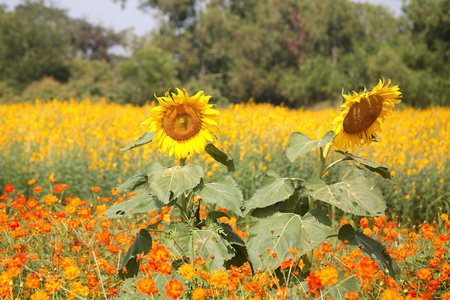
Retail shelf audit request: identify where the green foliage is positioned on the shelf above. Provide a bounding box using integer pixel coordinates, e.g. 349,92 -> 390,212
304,167 -> 385,216
119,229 -> 153,279
286,131 -> 335,163
338,224 -> 397,279
118,45 -> 179,105
205,143 -> 235,172
247,210 -> 331,271
198,175 -> 244,217
0,1 -> 71,91
147,163 -> 204,204
120,131 -> 155,151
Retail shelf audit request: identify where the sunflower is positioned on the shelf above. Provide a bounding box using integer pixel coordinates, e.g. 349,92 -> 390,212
142,88 -> 220,160
332,79 -> 401,151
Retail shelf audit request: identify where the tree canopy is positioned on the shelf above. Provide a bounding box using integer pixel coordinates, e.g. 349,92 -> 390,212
1,0 -> 449,107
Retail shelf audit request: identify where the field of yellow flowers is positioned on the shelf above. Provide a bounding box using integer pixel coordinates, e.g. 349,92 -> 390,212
1,99 -> 449,222
1,99 -> 450,299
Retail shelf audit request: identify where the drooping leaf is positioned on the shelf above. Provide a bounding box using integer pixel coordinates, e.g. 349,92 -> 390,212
336,150 -> 392,179
198,175 -> 244,217
103,192 -> 162,219
166,223 -> 235,270
115,172 -> 148,195
218,223 -> 245,247
147,163 -> 204,204
120,131 -> 155,151
118,229 -> 152,279
247,210 -> 331,271
304,166 -> 385,216
285,131 -> 335,163
328,270 -> 360,298
244,171 -> 294,214
205,143 -> 235,172
338,224 -> 397,279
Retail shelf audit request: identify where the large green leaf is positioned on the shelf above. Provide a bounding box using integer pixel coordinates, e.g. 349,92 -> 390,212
118,229 -> 152,279
304,166 -> 385,216
198,175 -> 244,217
120,131 -> 155,151
338,224 -> 397,279
336,150 -> 392,179
103,192 -> 162,219
166,223 -> 235,269
205,143 -> 235,172
247,210 -> 331,271
285,131 -> 335,163
147,163 -> 204,204
115,172 -> 148,195
244,171 -> 294,214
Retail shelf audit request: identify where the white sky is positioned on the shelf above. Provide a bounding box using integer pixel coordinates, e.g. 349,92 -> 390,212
4,0 -> 404,36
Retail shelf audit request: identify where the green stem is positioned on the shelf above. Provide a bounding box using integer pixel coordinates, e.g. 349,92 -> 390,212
179,158 -> 188,221
317,142 -> 332,178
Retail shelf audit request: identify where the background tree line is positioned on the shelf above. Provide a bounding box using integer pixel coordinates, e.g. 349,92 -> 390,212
1,0 -> 449,107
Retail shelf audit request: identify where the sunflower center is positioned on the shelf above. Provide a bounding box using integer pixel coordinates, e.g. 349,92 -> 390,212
163,104 -> 202,140
343,94 -> 383,134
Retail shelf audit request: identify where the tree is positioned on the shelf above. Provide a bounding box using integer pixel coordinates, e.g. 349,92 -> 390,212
119,44 -> 179,105
0,0 -> 71,90
67,18 -> 127,61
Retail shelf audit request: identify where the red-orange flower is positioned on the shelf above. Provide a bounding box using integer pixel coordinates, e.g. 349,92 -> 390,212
137,277 -> 158,296
416,268 -> 432,281
4,184 -> 14,193
165,279 -> 184,299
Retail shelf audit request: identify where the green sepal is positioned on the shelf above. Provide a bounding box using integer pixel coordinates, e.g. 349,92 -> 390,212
120,131 -> 155,151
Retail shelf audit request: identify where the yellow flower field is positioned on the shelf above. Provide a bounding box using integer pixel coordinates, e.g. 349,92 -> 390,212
1,99 -> 449,221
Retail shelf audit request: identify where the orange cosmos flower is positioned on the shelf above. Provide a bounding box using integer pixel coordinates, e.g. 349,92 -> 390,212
165,279 -> 184,299
91,186 -> 100,193
360,217 -> 369,228
30,290 -> 49,300
355,256 -> 378,283
25,273 -> 41,289
28,179 -> 36,185
416,268 -> 433,281
44,276 -> 61,295
26,199 -> 38,210
381,288 -> 405,300
178,264 -> 195,279
4,184 -> 13,193
43,195 -> 58,206
65,204 -> 77,215
137,277 -> 158,296
318,266 -> 338,286
63,265 -> 80,280
192,287 -> 207,300
208,269 -> 229,288
34,186 -> 42,193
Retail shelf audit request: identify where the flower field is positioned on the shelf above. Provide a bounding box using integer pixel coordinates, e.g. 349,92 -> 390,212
1,99 -> 450,299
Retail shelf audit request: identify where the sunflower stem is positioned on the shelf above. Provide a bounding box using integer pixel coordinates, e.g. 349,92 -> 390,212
179,158 -> 188,221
